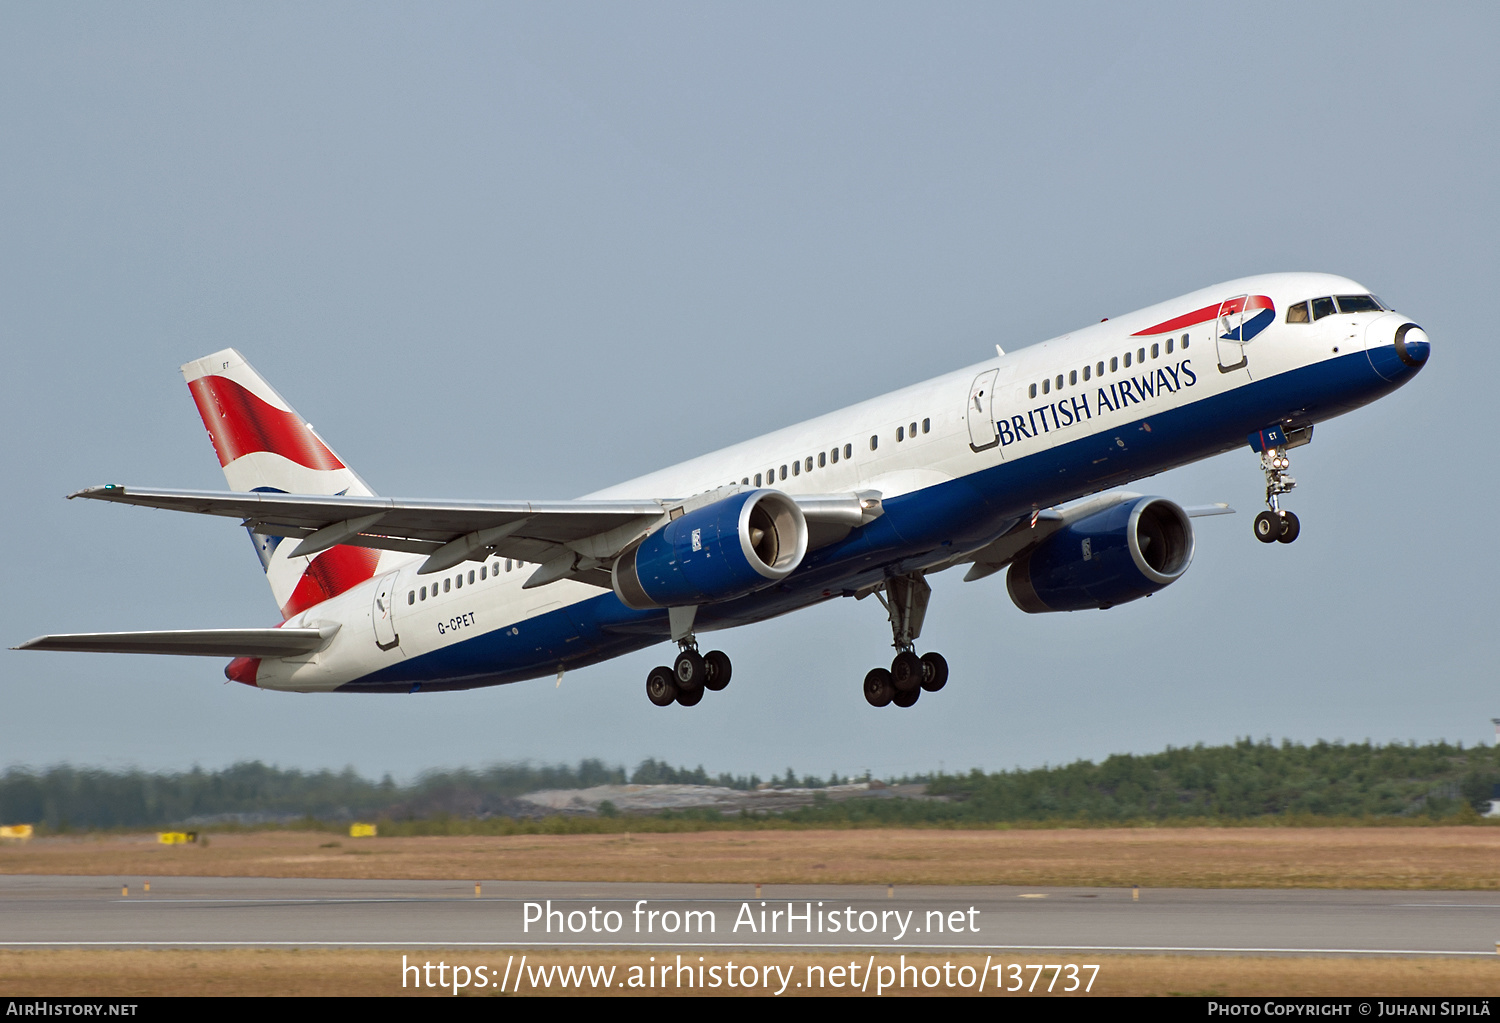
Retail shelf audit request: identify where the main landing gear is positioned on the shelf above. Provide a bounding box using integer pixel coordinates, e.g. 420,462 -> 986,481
1253,446 -> 1301,545
645,640 -> 732,708
862,573 -> 950,709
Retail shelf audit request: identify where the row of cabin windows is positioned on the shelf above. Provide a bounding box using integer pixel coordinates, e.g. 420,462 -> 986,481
1027,335 -> 1189,400
870,417 -> 932,451
735,416 -> 933,485
1285,293 -> 1386,323
407,559 -> 529,604
739,443 -> 854,488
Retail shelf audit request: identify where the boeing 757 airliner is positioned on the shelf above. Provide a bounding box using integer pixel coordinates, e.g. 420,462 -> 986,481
17,273 -> 1429,708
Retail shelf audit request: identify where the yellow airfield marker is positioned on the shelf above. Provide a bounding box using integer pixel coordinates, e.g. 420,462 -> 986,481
121,885 -> 128,897
474,883 -> 481,897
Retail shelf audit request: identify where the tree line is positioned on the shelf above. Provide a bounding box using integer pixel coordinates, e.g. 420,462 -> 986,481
1,739 -> 1496,830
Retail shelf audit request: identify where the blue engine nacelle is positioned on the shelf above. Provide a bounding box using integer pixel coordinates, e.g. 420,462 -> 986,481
612,489 -> 809,610
1007,497 -> 1195,613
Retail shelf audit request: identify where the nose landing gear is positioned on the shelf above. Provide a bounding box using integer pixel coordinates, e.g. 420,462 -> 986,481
861,574 -> 950,708
1253,446 -> 1301,544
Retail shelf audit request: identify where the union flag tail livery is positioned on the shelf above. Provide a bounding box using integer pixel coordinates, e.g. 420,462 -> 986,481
21,273 -> 1430,708
181,349 -> 383,620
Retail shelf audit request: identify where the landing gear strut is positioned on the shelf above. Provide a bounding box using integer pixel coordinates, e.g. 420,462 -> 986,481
645,635 -> 733,708
862,573 -> 950,708
1253,446 -> 1301,544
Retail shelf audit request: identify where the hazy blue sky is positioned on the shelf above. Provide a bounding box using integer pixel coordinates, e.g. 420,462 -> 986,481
2,4 -> 1494,781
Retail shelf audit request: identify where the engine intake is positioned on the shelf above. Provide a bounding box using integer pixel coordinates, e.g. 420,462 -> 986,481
1007,496 -> 1194,613
613,489 -> 808,610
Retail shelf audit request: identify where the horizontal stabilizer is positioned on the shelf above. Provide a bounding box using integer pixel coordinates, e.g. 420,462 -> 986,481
13,627 -> 337,658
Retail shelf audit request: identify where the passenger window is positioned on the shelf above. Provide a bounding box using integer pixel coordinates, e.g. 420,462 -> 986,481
480,566 -> 486,580
830,448 -> 839,464
1110,357 -> 1118,372
754,473 -> 762,486
1123,352 -> 1132,368
909,422 -> 916,437
1082,365 -> 1091,381
420,586 -> 427,600
792,460 -> 800,476
869,435 -> 878,451
780,465 -> 788,480
896,426 -> 904,442
1286,301 -> 1310,324
468,570 -> 475,584
1029,383 -> 1037,398
408,591 -> 414,605
1181,334 -> 1189,350
1311,297 -> 1336,320
505,559 -> 512,572
1055,374 -> 1063,390
819,452 -> 827,468
1151,343 -> 1159,359
1042,378 -> 1050,395
455,574 -> 462,589
1165,337 -> 1173,354
1069,370 -> 1077,385
444,578 -> 451,593
922,418 -> 930,433
844,443 -> 852,459
1137,348 -> 1145,363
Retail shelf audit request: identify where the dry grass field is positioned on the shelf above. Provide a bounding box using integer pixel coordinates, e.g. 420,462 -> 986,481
4,826 -> 1500,889
2,948 -> 1498,997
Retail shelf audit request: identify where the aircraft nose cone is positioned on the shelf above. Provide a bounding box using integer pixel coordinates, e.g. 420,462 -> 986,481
1395,324 -> 1429,368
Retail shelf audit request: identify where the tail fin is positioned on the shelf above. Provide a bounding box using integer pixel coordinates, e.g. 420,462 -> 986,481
182,349 -> 384,620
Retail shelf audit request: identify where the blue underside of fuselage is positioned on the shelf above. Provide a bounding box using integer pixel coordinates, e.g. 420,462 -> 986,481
337,347 -> 1419,693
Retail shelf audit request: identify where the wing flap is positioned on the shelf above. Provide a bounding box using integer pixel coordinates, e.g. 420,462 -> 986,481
13,627 -> 335,658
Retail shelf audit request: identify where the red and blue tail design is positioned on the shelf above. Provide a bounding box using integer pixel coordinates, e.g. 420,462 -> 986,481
182,349 -> 384,620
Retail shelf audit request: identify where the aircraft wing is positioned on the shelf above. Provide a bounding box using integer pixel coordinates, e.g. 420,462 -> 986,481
13,626 -> 337,657
69,484 -> 881,589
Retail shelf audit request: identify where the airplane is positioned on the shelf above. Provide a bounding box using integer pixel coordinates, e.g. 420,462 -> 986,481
16,272 -> 1429,709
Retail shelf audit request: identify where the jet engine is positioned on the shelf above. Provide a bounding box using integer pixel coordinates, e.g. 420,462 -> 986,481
612,489 -> 808,610
1007,496 -> 1194,613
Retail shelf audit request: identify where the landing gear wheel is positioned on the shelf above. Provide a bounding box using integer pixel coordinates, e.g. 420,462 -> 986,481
863,668 -> 895,708
1254,511 -> 1281,543
673,649 -> 705,691
646,666 -> 679,707
676,684 -> 704,707
919,652 -> 949,692
890,651 -> 923,692
892,685 -> 921,708
702,650 -> 732,692
1276,511 -> 1301,544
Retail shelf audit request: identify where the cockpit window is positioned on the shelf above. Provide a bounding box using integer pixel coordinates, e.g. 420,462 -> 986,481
1286,302 -> 1310,324
1335,294 -> 1383,314
1310,297 -> 1336,320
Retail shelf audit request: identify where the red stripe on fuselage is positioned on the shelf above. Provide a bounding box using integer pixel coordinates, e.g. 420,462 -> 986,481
1132,295 -> 1274,336
281,545 -> 381,620
187,375 -> 346,470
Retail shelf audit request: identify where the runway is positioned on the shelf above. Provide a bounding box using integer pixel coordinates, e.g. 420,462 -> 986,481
3,876 -> 1498,955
